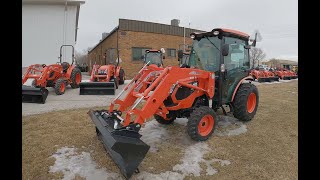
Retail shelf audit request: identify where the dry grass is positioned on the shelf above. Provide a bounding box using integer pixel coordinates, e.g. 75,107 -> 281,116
22,81 -> 298,180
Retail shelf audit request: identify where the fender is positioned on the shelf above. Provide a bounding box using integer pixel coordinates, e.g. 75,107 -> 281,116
231,75 -> 254,102
65,65 -> 76,79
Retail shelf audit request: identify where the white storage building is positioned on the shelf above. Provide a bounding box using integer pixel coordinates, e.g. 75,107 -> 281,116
22,0 -> 85,67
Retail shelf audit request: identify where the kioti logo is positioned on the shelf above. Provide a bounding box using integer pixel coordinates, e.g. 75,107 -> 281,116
189,71 -> 200,75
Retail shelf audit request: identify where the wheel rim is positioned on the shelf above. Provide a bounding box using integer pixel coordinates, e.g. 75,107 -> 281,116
198,115 -> 214,136
60,82 -> 65,92
247,92 -> 257,113
76,73 -> 81,84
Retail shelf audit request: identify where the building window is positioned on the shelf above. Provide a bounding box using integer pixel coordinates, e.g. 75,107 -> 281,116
167,48 -> 176,57
132,47 -> 151,60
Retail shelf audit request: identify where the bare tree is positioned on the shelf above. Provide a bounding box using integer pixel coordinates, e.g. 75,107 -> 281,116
75,48 -> 90,65
250,47 -> 266,68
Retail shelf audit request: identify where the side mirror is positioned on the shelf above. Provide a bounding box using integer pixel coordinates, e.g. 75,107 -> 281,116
177,50 -> 183,59
244,45 -> 251,49
222,44 -> 229,56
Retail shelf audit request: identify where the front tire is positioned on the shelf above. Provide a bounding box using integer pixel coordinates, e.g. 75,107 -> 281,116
232,83 -> 259,121
187,106 -> 218,141
54,78 -> 66,95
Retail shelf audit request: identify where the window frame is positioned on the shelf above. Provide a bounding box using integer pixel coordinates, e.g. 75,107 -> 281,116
167,48 -> 176,57
132,47 -> 152,61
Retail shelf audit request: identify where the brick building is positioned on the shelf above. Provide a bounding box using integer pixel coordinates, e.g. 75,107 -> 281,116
87,19 -> 204,78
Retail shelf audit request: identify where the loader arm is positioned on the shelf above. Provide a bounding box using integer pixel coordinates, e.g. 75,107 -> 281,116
109,65 -> 215,127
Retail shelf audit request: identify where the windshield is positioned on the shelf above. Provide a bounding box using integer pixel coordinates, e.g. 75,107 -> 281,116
145,52 -> 162,65
189,36 -> 221,72
180,54 -> 190,65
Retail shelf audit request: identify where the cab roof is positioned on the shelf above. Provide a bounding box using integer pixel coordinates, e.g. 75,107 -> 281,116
191,28 -> 250,41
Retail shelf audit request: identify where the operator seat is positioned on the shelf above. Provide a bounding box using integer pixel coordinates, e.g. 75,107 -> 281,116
61,62 -> 70,72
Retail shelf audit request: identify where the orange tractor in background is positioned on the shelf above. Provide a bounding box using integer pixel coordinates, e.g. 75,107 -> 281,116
79,54 -> 125,95
274,68 -> 297,80
88,28 -> 260,179
22,45 -> 82,103
141,48 -> 166,67
250,67 -> 279,82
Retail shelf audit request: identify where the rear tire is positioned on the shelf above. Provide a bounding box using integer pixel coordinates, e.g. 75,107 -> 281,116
232,83 -> 259,121
70,68 -> 81,88
187,106 -> 218,141
119,68 -> 125,85
54,78 -> 66,95
154,114 -> 176,124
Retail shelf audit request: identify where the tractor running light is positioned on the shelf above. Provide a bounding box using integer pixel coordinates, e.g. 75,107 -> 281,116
190,34 -> 195,39
211,73 -> 215,79
213,30 -> 219,35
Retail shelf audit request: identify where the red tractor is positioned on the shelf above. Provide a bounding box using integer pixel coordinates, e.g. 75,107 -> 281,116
141,49 -> 166,67
79,55 -> 125,95
274,68 -> 297,80
88,28 -> 260,179
22,45 -> 82,103
250,67 -> 279,82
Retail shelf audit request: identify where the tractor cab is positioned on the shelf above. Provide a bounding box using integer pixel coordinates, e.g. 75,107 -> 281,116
178,51 -> 190,67
179,28 -> 254,109
142,49 -> 165,67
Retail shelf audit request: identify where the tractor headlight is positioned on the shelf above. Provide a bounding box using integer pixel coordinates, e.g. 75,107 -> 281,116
190,34 -> 195,39
213,30 -> 219,35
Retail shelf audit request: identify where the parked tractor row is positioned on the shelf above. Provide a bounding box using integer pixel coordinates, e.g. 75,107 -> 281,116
250,67 -> 298,83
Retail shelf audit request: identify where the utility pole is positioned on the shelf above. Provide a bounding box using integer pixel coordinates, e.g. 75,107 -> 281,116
183,26 -> 185,52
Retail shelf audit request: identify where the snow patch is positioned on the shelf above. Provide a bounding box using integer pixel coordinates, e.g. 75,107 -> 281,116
49,147 -> 120,180
202,159 -> 231,175
174,118 -> 188,126
215,116 -> 247,136
137,142 -> 230,179
173,142 -> 209,176
140,120 -> 169,152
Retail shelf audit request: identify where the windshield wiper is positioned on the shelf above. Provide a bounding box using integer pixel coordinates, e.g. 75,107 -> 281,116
204,36 -> 221,52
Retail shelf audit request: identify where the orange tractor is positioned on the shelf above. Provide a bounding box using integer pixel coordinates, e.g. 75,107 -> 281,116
274,68 -> 297,80
88,28 -> 259,179
22,45 -> 82,103
250,67 -> 279,82
141,48 -> 166,67
79,57 -> 125,95
178,51 -> 191,67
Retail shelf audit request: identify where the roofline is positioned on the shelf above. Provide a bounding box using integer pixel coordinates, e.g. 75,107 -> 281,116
22,0 -> 85,5
88,26 -> 119,53
88,19 -> 205,54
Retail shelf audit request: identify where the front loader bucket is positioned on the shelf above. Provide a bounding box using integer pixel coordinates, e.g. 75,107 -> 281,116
79,82 -> 115,95
22,85 -> 49,104
88,110 -> 150,179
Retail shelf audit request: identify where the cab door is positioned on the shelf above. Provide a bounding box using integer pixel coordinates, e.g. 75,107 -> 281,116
220,37 -> 250,104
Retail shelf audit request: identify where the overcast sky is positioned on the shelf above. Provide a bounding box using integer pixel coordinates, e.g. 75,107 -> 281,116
75,0 -> 298,61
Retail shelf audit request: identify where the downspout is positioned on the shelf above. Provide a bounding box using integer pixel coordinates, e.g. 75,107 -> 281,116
116,28 -> 119,67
